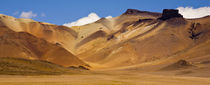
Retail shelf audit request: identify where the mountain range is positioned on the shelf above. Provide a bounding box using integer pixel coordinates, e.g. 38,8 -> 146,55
0,9 -> 210,76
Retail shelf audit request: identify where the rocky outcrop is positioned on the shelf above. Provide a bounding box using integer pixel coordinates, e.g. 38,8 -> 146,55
123,9 -> 161,17
158,9 -> 183,20
161,60 -> 195,71
124,9 -> 145,15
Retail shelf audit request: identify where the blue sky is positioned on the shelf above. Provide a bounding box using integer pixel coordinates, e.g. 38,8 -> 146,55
0,0 -> 210,25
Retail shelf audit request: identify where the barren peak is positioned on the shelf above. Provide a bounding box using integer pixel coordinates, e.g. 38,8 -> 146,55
124,9 -> 146,14
123,9 -> 161,16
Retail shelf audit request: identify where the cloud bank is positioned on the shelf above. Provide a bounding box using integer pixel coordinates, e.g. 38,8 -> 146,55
177,7 -> 210,19
19,11 -> 37,19
64,13 -> 112,27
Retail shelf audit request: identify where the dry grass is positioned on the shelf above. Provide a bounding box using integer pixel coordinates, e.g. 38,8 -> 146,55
0,57 -> 88,75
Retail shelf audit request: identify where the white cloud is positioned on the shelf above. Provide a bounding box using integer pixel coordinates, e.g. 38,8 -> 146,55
19,11 -> 37,19
64,12 -> 112,27
177,6 -> 210,19
105,16 -> 112,19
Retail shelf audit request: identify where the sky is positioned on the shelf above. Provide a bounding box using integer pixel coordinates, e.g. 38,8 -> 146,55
0,0 -> 210,26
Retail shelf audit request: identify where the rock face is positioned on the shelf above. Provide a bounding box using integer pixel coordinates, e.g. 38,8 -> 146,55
158,9 -> 183,20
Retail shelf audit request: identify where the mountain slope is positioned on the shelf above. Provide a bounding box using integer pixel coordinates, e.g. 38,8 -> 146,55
0,24 -> 87,67
0,14 -> 77,54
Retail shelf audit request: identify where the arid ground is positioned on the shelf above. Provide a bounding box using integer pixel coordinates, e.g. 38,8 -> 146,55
1,71 -> 210,85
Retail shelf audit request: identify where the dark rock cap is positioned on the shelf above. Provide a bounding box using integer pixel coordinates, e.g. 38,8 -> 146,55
158,9 -> 183,20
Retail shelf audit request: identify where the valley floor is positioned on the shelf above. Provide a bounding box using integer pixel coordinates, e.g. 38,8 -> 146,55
0,71 -> 210,85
